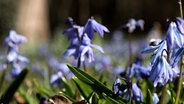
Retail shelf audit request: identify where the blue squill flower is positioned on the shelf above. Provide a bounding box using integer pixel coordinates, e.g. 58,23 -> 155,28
112,78 -> 124,95
112,78 -> 143,102
127,57 -> 151,80
80,34 -> 104,62
63,25 -> 84,43
170,48 -> 184,67
6,47 -> 18,63
142,40 -> 167,65
64,34 -> 104,63
166,21 -> 184,50
10,55 -> 29,77
83,18 -> 109,39
125,18 -> 144,33
50,72 -> 63,86
175,17 -> 184,35
3,30 -> 29,77
132,83 -> 143,102
150,56 -> 177,87
11,62 -> 22,77
152,93 -> 159,104
5,30 -> 27,47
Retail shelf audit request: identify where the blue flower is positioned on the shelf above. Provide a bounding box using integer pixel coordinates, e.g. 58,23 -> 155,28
50,72 -> 63,86
170,48 -> 184,67
5,30 -> 27,47
63,17 -> 109,41
125,18 -> 144,33
127,57 -> 151,80
150,56 -> 177,87
112,78 -> 124,95
11,63 -> 22,77
112,78 -> 143,102
132,83 -> 143,102
152,93 -> 159,104
64,34 -> 104,63
3,30 -> 29,77
6,47 -> 18,63
83,18 -> 109,39
166,21 -> 184,50
10,55 -> 29,77
63,25 -> 84,43
175,17 -> 184,35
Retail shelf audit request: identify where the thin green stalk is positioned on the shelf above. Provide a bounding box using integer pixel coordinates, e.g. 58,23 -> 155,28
175,56 -> 184,104
160,84 -> 167,104
0,70 -> 6,92
77,57 -> 81,68
179,0 -> 183,18
175,1 -> 183,104
128,33 -> 133,64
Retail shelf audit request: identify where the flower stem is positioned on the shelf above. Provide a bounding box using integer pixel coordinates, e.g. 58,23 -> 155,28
175,1 -> 183,104
179,0 -> 183,18
160,84 -> 167,104
77,57 -> 81,68
128,33 -> 133,64
175,56 -> 184,104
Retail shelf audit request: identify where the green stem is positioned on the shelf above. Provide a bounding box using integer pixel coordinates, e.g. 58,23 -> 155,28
77,57 -> 81,68
160,84 -> 167,104
175,1 -> 183,104
0,70 -> 6,92
128,33 -> 132,64
179,0 -> 183,18
175,56 -> 184,104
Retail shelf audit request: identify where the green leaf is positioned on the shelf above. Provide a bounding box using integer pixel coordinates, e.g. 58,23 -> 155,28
73,78 -> 92,101
59,92 -> 76,102
146,89 -> 153,104
67,64 -> 112,96
60,78 -> 75,99
0,69 -> 28,104
102,93 -> 124,104
91,93 -> 99,104
18,88 -> 38,104
33,79 -> 52,97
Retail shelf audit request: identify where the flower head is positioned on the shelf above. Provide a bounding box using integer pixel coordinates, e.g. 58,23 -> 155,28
125,18 -> 144,33
5,30 -> 27,47
127,57 -> 151,80
150,56 -> 177,87
64,34 -> 104,63
166,22 -> 184,50
132,83 -> 143,102
112,78 -> 143,102
152,93 -> 159,104
175,17 -> 184,35
50,72 -> 63,86
83,18 -> 109,39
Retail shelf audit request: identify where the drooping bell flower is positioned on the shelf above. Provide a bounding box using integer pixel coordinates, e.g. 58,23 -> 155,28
150,56 -> 177,87
166,21 -> 184,50
152,93 -> 159,104
64,34 -> 104,63
132,83 -> 143,102
83,17 -> 109,39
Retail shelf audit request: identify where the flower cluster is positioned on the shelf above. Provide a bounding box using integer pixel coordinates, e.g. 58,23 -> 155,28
63,17 -> 109,66
3,30 -> 29,77
142,17 -> 184,87
112,78 -> 144,102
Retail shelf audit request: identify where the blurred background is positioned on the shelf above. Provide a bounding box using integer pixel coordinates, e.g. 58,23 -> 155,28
0,0 -> 181,48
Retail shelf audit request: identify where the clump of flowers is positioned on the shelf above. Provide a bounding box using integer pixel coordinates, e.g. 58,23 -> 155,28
142,18 -> 184,87
3,30 -> 29,77
63,17 -> 109,67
